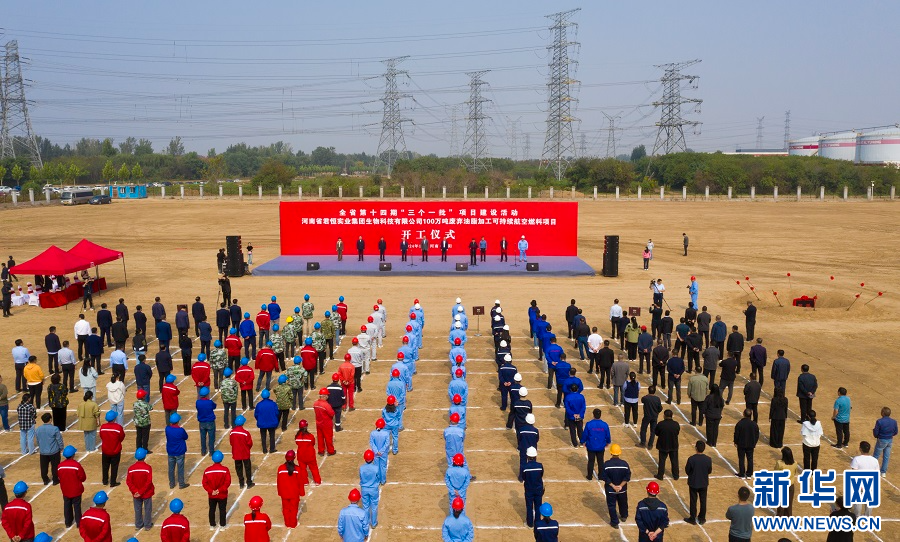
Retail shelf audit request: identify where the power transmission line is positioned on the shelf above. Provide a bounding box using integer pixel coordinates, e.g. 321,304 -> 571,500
460,70 -> 491,172
523,133 -> 531,161
373,56 -> 410,177
541,8 -> 580,181
783,110 -> 791,150
651,59 -> 702,155
508,117 -> 520,161
756,116 -> 765,148
1,40 -> 43,167
603,112 -> 622,158
449,105 -> 460,159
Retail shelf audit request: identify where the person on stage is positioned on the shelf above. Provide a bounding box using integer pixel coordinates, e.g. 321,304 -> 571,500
378,237 -> 387,262
420,235 -> 429,262
500,236 -> 508,262
336,237 -> 344,262
356,236 -> 365,262
468,238 -> 477,266
400,238 -> 408,262
518,236 -> 529,263
440,236 -> 450,262
479,237 -> 487,262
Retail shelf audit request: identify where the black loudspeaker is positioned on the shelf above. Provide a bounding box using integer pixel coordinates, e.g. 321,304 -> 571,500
456,263 -> 468,271
225,235 -> 244,277
306,262 -> 320,271
379,263 -> 392,271
526,262 -> 539,271
602,235 -> 619,277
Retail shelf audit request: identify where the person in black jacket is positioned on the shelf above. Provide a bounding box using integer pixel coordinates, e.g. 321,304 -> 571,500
654,409 -> 680,480
743,301 -> 757,341
733,408 -> 760,478
115,298 -> 129,330
651,340 -> 669,389
796,364 -> 818,423
684,440 -> 712,525
111,318 -> 129,351
702,384 -> 724,447
229,300 -> 242,329
151,297 -> 166,325
685,327 -> 702,374
378,237 -> 387,262
696,306 -> 712,349
639,385 -> 662,449
596,341 -> 614,389
468,238 -> 478,266
218,275 -> 231,302
191,296 -> 206,337
769,388 -> 789,448
719,355 -> 738,404
565,299 -> 579,339
748,338 -> 767,387
215,303 -> 231,343
648,303 -> 662,340
155,344 -> 173,390
743,373 -> 762,422
440,237 -> 450,262
356,236 -> 365,261
97,303 -> 114,347
133,305 -> 147,336
726,326 -> 745,373
684,303 -> 697,327
659,310 -> 674,350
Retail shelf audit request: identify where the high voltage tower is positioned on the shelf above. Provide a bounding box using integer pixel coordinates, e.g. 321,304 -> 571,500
756,116 -> 765,148
651,59 -> 702,155
783,110 -> 791,150
523,133 -> 531,161
603,112 -> 622,158
541,8 -> 580,181
508,117 -> 521,161
449,105 -> 461,159
1,40 -> 42,167
578,132 -> 587,159
373,56 -> 410,177
460,70 -> 491,172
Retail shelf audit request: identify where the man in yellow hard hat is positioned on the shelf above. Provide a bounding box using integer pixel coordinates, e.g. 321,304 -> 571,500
601,443 -> 631,528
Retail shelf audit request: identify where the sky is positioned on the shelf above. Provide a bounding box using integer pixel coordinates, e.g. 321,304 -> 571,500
5,1 -> 899,158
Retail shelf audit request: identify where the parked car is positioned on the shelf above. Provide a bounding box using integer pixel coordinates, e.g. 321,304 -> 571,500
61,189 -> 95,205
89,195 -> 112,205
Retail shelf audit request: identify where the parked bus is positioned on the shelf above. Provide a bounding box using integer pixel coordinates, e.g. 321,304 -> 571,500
60,189 -> 95,205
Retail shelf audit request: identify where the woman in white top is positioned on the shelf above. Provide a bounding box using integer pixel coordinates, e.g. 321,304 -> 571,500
106,374 -> 126,425
79,363 -> 98,397
801,410 -> 824,470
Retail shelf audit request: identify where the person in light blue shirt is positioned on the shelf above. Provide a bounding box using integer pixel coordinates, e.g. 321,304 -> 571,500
445,454 -> 472,512
448,375 -> 468,406
337,488 -> 369,542
386,371 -> 407,428
443,497 -> 475,542
369,419 -> 390,481
109,348 -> 128,381
831,387 -> 852,449
517,236 -> 529,263
449,325 -> 466,347
444,415 -> 466,467
12,340 -> 29,392
688,277 -> 699,308
359,450 -> 384,527
391,356 -> 412,393
382,399 -> 401,454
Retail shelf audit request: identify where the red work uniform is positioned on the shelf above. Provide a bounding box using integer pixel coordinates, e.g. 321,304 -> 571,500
300,345 -> 318,374
277,463 -> 305,528
1,498 -> 34,541
126,459 -> 155,500
230,426 -> 253,461
225,333 -> 243,357
294,431 -> 320,485
243,512 -> 272,541
313,398 -> 336,454
338,360 -> 355,409
160,513 -> 190,542
99,421 -> 125,456
161,382 -> 180,412
58,457 -> 87,499
191,360 -> 211,389
255,347 -> 277,373
79,506 -> 112,542
255,311 -> 271,334
336,302 -> 348,328
202,463 -> 232,502
235,364 -> 255,391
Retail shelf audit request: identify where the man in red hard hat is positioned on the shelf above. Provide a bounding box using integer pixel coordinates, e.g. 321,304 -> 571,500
359,449 -> 384,528
636,481 -> 669,542
337,488 -> 369,541
338,354 -> 356,411
277,450 -> 304,528
347,337 -> 365,393
294,419 -> 321,486
314,389 -> 336,455
243,496 -> 272,537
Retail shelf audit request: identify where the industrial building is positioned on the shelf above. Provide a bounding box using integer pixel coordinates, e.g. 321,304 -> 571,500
787,126 -> 900,165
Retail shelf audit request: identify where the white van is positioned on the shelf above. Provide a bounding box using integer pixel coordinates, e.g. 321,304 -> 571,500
60,189 -> 95,205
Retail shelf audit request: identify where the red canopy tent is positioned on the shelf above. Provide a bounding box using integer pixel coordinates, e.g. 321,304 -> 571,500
66,239 -> 127,286
8,245 -> 93,275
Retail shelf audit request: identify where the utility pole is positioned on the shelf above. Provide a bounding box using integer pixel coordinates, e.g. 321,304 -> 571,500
603,112 -> 622,158
373,56 -> 410,177
651,59 -> 702,155
1,40 -> 42,167
756,116 -> 765,148
542,8 -> 581,181
783,110 -> 791,150
461,70 -> 491,172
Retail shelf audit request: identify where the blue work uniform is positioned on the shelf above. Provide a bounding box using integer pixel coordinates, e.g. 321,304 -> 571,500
689,280 -> 699,308
517,238 -> 528,262
452,303 -> 464,316
521,460 -> 544,527
449,346 -> 467,365
498,362 -> 518,410
457,313 -> 469,330
602,457 -> 632,527
359,461 -> 383,527
392,361 -> 412,392
449,404 -> 467,430
517,424 -> 539,478
267,302 -> 281,323
337,504 -> 370,542
533,518 -> 560,541
369,428 -> 390,481
553,360 -> 572,388
443,424 -> 466,467
381,407 -> 401,454
386,377 -> 407,428
408,319 -> 422,349
442,513 -> 474,542
445,464 -> 472,511
398,343 -> 417,376
448,379 -> 468,406
635,497 -> 669,542
449,329 -> 467,347
513,399 -> 533,433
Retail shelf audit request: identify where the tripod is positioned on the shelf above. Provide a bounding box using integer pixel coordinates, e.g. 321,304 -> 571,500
512,253 -> 520,268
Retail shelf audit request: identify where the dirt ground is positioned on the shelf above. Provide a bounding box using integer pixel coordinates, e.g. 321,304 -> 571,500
1,198 -> 898,541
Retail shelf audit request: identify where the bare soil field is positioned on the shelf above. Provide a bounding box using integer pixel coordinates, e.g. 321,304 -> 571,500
0,198 -> 898,541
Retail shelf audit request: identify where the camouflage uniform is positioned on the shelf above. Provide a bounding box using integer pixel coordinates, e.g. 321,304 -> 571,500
133,399 -> 152,428
285,363 -> 308,410
329,311 -> 343,344
282,321 -> 298,357
271,330 -> 286,371
273,382 -> 293,427
210,346 -> 228,388
220,376 -> 239,428
311,328 -> 326,374
321,318 -> 336,360
301,301 -> 315,334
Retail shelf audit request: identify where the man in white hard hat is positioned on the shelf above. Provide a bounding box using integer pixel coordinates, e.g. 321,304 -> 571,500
517,236 -> 529,263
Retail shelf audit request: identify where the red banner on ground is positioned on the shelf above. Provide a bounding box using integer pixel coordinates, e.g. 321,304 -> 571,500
279,201 -> 578,256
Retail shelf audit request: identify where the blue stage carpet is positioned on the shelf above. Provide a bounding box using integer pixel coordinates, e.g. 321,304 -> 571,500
252,255 -> 595,277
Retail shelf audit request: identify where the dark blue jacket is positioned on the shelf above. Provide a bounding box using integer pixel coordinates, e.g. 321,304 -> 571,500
635,498 -> 669,539
155,350 -> 173,373
521,460 -> 544,494
97,309 -> 113,329
499,363 -> 517,386
563,391 -> 586,421
134,362 -> 153,387
151,302 -> 166,321
198,321 -> 213,342
533,320 -> 550,341
553,360 -> 572,383
195,398 -> 217,423
191,302 -> 206,321
86,335 -> 104,357
624,380 -> 640,401
710,321 -> 728,342
544,343 -> 563,364
517,424 -> 539,452
666,356 -> 685,377
155,321 -> 172,342
602,457 -> 631,494
637,332 -> 654,351
268,303 -> 281,322
175,311 -> 190,331
165,424 -> 188,456
216,308 -> 231,329
239,319 -> 256,338
533,518 -> 559,542
581,418 -> 611,451
560,376 -> 583,396
771,357 -> 790,383
874,417 -> 899,440
133,311 -> 147,330
229,305 -> 242,326
254,398 -> 279,429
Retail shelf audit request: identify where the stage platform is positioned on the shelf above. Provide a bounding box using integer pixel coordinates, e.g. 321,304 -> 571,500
252,255 -> 595,277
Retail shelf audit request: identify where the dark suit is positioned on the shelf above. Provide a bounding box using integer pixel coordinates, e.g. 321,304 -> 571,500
378,239 -> 387,261
356,239 -> 365,261
500,239 -> 508,262
468,241 -> 477,265
191,301 -> 206,336
440,240 -> 449,262
685,453 -> 712,521
420,240 -> 428,261
400,241 -> 408,262
115,303 -> 129,327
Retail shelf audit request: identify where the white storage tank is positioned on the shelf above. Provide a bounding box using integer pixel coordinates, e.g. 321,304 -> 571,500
819,131 -> 859,161
788,136 -> 820,156
857,127 -> 900,164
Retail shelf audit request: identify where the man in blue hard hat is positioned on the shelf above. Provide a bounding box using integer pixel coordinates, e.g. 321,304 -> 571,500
534,502 -> 559,541
165,413 -> 189,489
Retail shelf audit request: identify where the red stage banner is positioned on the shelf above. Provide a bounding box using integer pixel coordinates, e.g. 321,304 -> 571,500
279,201 -> 578,256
